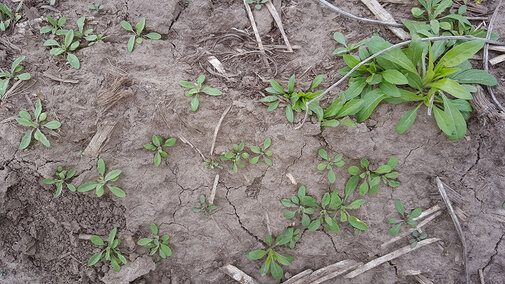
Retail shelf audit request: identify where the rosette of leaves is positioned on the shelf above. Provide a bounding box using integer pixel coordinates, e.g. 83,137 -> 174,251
307,188 -> 368,233
88,227 -> 127,272
192,194 -> 218,216
43,30 -> 81,69
388,200 -> 422,235
409,230 -> 427,248
137,223 -> 172,259
16,99 -> 61,150
0,56 -> 31,100
0,1 -> 23,32
281,227 -> 301,249
245,232 -> 294,280
40,16 -> 67,35
178,75 -> 222,112
120,17 -> 161,52
77,159 -> 126,198
220,142 -> 249,173
245,0 -> 268,10
261,74 -> 325,123
143,135 -> 176,166
317,148 -> 345,183
281,185 -> 317,227
346,157 -> 400,196
43,166 -> 76,197
249,138 -> 273,166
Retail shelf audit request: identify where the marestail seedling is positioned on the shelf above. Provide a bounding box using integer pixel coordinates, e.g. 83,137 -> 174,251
137,223 -> 172,259
245,0 -> 268,10
77,159 -> 126,198
249,137 -> 273,166
40,16 -> 67,35
43,166 -> 77,197
220,142 -> 249,173
317,148 -> 345,183
43,30 -> 81,69
346,157 -> 400,196
409,230 -> 428,248
88,227 -> 127,272
0,1 -> 22,32
143,135 -> 176,166
120,17 -> 161,52
192,194 -> 218,216
179,75 -> 222,112
388,200 -> 422,235
245,231 -> 294,280
0,56 -> 31,100
16,99 -> 61,149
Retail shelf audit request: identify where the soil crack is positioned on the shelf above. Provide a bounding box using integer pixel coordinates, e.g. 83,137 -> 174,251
482,232 -> 505,272
460,135 -> 482,183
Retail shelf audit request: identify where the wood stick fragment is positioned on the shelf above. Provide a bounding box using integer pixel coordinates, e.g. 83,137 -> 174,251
43,72 -> 80,84
281,269 -> 313,284
221,264 -> 259,284
436,177 -> 469,284
479,268 -> 485,284
286,173 -> 297,185
209,174 -> 219,204
345,238 -> 441,278
415,204 -> 441,221
265,1 -> 293,52
381,210 -> 442,248
489,54 -> 505,65
243,0 -> 270,68
414,274 -> 434,284
488,46 -> 505,53
306,259 -> 362,283
83,121 -> 117,157
210,105 -> 231,156
359,0 -> 410,40
2,80 -> 22,102
178,135 -> 207,161
265,212 -> 272,236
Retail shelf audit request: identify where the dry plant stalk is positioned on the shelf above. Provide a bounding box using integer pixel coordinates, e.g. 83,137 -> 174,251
83,121 -> 117,157
221,264 -> 258,284
359,0 -> 410,40
96,76 -> 134,111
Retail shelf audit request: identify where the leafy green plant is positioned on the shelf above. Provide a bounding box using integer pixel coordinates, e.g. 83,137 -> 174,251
75,16 -> 106,46
143,135 -> 176,166
192,194 -> 218,215
16,99 -> 61,150
261,74 -> 324,123
249,138 -> 273,166
388,200 -> 422,235
43,166 -> 76,197
43,30 -> 81,69
0,1 -> 22,32
88,3 -> 104,12
137,223 -> 172,259
204,158 -> 223,169
411,0 -> 453,20
40,16 -> 67,35
333,32 -> 367,56
281,185 -> 316,227
245,0 -> 268,9
317,148 -> 345,183
0,56 -> 31,100
120,17 -> 161,52
320,94 -> 359,128
178,75 -> 222,112
346,157 -> 400,196
220,142 -> 249,173
77,159 -> 126,198
245,232 -> 294,280
88,227 -> 127,272
280,227 -> 301,249
409,230 -> 428,248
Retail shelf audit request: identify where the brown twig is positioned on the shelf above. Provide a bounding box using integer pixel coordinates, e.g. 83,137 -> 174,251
243,0 -> 270,69
43,72 -> 80,84
359,0 -> 410,40
209,174 -> 220,204
265,1 -> 293,52
221,264 -> 259,284
436,177 -> 469,284
178,135 -> 207,161
210,105 -> 231,156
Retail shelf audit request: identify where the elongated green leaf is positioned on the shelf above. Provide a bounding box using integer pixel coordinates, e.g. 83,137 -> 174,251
78,181 -> 98,192
348,215 -> 369,230
337,99 -> 363,117
19,130 -> 33,149
397,103 -> 421,134
108,185 -> 126,198
356,90 -> 387,123
121,20 -> 133,32
67,53 -> 80,69
345,78 -> 367,100
43,120 -> 61,129
442,94 -> 467,140
90,235 -> 106,246
269,79 -> 285,94
105,169 -> 121,181
145,32 -> 161,40
34,128 -> 50,147
246,249 -> 267,260
451,69 -> 497,86
128,35 -> 136,52
88,252 -> 103,266
382,69 -> 408,85
136,17 -> 146,35
345,176 -> 359,199
433,106 -> 453,136
286,104 -> 294,123
429,78 -> 471,100
202,86 -> 222,96
438,40 -> 485,68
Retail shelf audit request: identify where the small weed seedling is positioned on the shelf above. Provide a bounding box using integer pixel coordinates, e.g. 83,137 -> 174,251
333,32 -> 367,56
388,200 -> 422,235
76,16 -> 106,46
143,135 -> 176,166
409,230 -> 427,248
43,30 -> 80,69
346,157 -> 400,196
137,223 -> 172,259
281,186 -> 316,227
179,75 -> 222,112
204,158 -> 223,169
245,232 -> 294,280
77,159 -> 125,198
317,148 -> 345,183
249,138 -> 273,166
88,227 -> 127,272
0,56 -> 31,100
88,3 -> 104,12
220,142 -> 249,173
0,1 -> 22,32
261,74 -> 324,123
40,16 -> 67,35
192,194 -> 218,216
43,166 -> 77,197
16,99 -> 61,150
120,17 -> 161,52
282,227 -> 301,249
245,0 -> 268,10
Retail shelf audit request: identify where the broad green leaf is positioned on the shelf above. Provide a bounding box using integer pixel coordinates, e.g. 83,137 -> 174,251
318,148 -> 328,160
389,223 -> 402,235
395,200 -> 405,215
309,74 -> 323,90
164,138 -> 176,147
328,168 -> 336,184
438,40 -> 485,68
397,103 -> 421,134
128,35 -> 136,52
348,215 -> 368,230
78,182 -> 98,192
451,69 -> 497,86
345,78 -> 367,100
301,196 -> 318,207
333,32 -> 346,46
88,252 -> 103,266
145,32 -> 161,40
346,199 -> 365,209
34,129 -> 50,147
136,17 -> 146,35
16,73 -> 31,81
359,181 -> 369,195
442,94 -> 466,140
250,156 -> 260,165
366,36 -> 417,74
382,69 -> 408,85
379,81 -> 400,97
374,165 -> 392,174
105,169 -> 121,181
345,176 -> 359,199
356,90 -> 387,122
97,159 -> 106,176
337,99 -> 363,117
433,106 -> 453,136
90,235 -> 105,246
270,259 -> 283,280
308,219 -> 321,231
263,137 -> 271,149
64,30 -> 74,49
286,104 -> 294,123
387,157 -> 398,169
191,96 -> 199,112
160,243 -> 172,257
429,78 -> 472,100
369,176 -> 381,194
348,166 -> 360,175
202,86 -> 222,96
67,53 -> 80,69
43,120 -> 61,129
409,208 -> 422,219
179,81 -> 194,88
108,185 -> 126,198
269,79 -> 285,94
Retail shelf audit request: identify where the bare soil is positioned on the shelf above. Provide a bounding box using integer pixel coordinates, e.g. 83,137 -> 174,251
1,0 -> 505,283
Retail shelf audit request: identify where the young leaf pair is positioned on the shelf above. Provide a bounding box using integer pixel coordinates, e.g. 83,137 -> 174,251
0,1 -> 22,32
120,17 -> 161,52
16,99 -> 61,150
137,223 -> 172,259
43,29 -> 80,69
388,200 -> 422,235
43,166 -> 76,197
317,148 -> 345,183
220,139 -> 274,173
77,159 -> 125,198
179,75 -> 222,112
346,157 -> 400,196
88,227 -> 127,272
0,56 -> 31,100
192,194 -> 218,215
143,135 -> 176,166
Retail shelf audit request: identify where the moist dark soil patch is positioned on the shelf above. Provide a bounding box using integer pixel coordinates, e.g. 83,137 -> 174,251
1,0 -> 505,283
